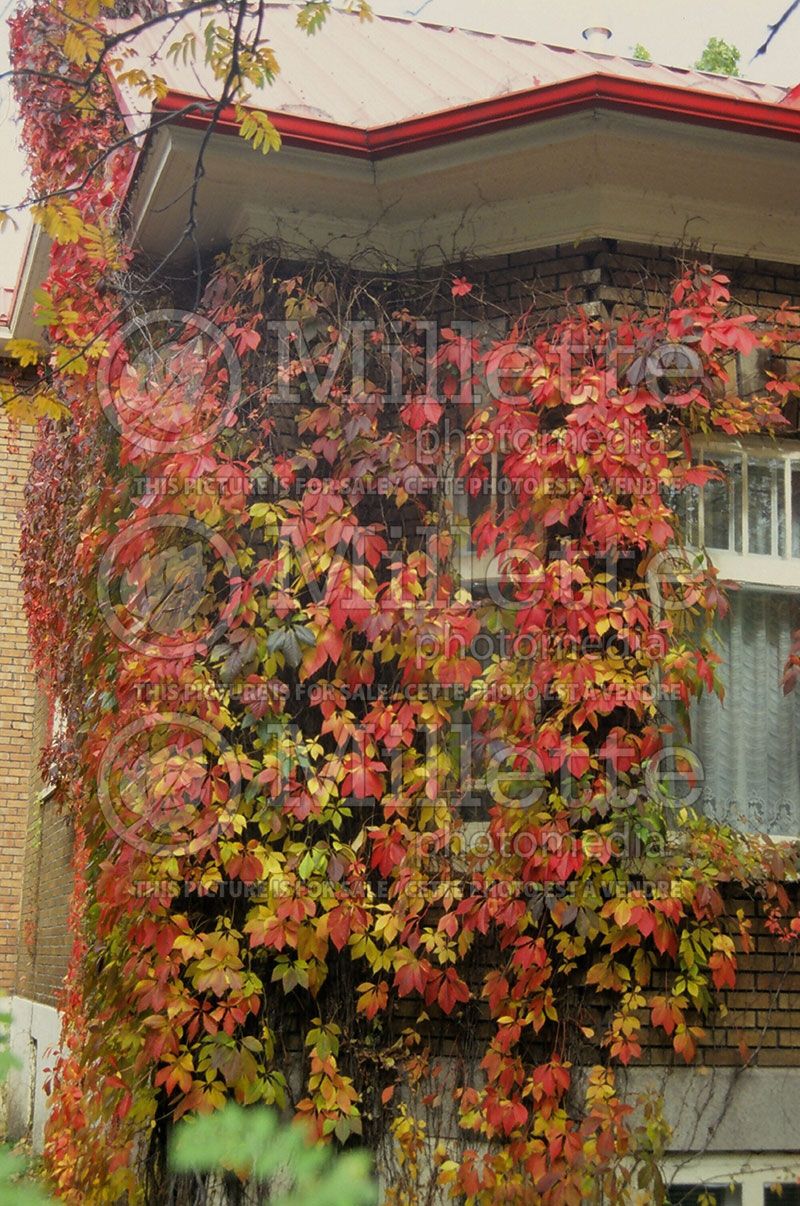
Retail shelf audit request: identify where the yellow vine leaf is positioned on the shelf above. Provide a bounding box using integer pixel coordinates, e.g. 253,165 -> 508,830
237,107 -> 282,156
32,200 -> 87,245
32,288 -> 57,327
4,339 -> 43,367
34,390 -> 70,420
64,0 -> 112,18
115,69 -> 168,102
344,0 -> 373,20
3,395 -> 40,424
0,383 -> 68,423
297,2 -> 370,35
166,32 -> 197,67
82,221 -> 122,268
84,337 -> 108,361
62,22 -> 105,68
297,2 -> 330,34
54,345 -> 88,376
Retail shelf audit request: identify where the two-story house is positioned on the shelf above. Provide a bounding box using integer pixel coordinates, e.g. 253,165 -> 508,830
5,7 -> 800,1202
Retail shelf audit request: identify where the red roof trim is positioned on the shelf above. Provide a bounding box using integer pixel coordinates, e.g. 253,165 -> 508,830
782,82 -> 800,109
156,92 -> 372,155
156,73 -> 800,158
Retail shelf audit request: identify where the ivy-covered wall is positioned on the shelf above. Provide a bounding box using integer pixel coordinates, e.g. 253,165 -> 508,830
13,235 -> 800,1018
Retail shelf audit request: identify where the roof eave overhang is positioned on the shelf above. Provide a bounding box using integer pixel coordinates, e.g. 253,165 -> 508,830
8,71 -> 800,361
154,72 -> 800,158
0,224 -> 50,353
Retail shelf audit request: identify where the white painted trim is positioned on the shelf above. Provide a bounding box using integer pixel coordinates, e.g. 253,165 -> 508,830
2,995 -> 61,1152
663,1153 -> 800,1206
0,225 -> 50,352
685,436 -> 800,590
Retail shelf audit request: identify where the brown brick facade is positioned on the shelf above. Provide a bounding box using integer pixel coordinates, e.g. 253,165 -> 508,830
465,238 -> 800,323
13,714 -> 73,1007
0,416 -> 39,995
643,896 -> 800,1070
0,410 -> 73,1008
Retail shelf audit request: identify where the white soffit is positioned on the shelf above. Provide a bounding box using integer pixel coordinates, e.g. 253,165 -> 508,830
125,109 -> 800,269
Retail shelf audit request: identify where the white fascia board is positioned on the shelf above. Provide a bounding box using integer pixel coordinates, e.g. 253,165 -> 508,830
0,224 -> 50,352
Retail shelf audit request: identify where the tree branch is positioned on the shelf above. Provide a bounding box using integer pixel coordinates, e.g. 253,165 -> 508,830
752,0 -> 800,60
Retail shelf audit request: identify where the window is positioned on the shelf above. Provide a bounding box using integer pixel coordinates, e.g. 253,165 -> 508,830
693,589 -> 800,833
672,438 -> 800,589
667,437 -> 800,834
662,1157 -> 800,1206
447,625 -> 509,825
733,345 -> 771,400
52,695 -> 67,742
667,1186 -> 740,1206
445,423 -> 510,591
764,1186 -> 800,1205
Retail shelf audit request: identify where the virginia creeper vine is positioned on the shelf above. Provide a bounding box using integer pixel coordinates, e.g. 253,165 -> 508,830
7,3 -> 800,1204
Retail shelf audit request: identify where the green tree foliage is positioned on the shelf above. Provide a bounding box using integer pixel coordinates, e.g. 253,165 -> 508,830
170,1104 -> 378,1206
1,1015 -> 377,1205
632,43 -> 652,61
0,1014 -> 52,1204
694,37 -> 741,76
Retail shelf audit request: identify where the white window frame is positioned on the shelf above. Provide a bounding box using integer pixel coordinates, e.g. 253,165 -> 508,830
662,1152 -> 800,1206
661,435 -> 800,842
681,435 -> 800,591
445,439 -> 508,591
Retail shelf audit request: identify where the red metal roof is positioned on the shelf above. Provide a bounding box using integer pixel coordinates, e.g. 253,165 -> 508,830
115,3 -> 792,135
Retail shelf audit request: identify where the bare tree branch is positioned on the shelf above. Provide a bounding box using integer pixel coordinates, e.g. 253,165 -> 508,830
752,0 -> 800,60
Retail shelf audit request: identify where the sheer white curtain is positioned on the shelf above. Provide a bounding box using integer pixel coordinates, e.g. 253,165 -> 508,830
693,589 -> 800,834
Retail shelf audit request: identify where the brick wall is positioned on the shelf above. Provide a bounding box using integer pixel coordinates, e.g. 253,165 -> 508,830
12,688 -> 73,1008
464,238 -> 800,321
0,406 -> 73,1009
0,414 -> 39,995
642,896 -> 800,1070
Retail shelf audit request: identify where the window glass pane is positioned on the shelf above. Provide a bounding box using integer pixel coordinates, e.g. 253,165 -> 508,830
737,345 -> 766,397
663,483 -> 699,546
466,458 -> 496,528
452,624 -> 514,822
666,1185 -> 740,1206
704,467 -> 731,551
704,457 -> 742,552
748,458 -> 784,557
792,465 -> 800,558
692,589 -> 800,833
764,1186 -> 800,1206
448,708 -> 487,822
